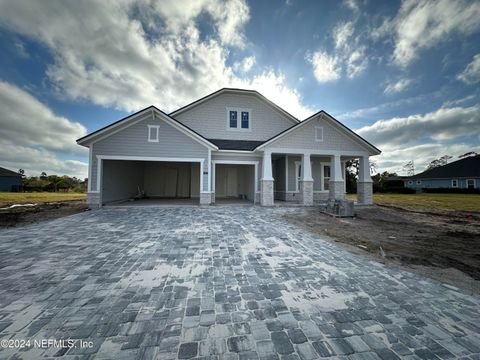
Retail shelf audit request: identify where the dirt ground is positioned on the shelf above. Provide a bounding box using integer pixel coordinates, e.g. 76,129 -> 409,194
284,204 -> 480,295
0,201 -> 89,228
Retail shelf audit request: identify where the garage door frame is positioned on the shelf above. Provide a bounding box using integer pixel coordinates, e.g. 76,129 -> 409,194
96,155 -> 205,205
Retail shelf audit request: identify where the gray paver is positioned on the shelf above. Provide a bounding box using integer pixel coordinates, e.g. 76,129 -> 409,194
0,206 -> 479,360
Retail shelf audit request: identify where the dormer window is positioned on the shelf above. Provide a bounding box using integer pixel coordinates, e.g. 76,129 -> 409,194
148,125 -> 160,142
227,107 -> 251,130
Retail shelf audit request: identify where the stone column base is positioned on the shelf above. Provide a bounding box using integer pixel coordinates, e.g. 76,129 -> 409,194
254,192 -> 260,204
200,193 -> 212,205
211,192 -> 216,204
357,181 -> 373,205
261,180 -> 274,206
329,181 -> 345,200
299,180 -> 314,206
87,192 -> 101,208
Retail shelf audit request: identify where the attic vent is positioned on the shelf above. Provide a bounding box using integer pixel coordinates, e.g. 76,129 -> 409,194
148,125 -> 160,142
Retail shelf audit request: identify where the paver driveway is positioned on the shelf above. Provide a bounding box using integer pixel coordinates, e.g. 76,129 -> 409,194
0,206 -> 479,360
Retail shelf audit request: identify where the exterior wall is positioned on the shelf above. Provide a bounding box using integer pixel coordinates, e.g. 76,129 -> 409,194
90,114 -> 209,192
0,176 -> 22,192
143,162 -> 192,198
265,115 -> 367,153
173,92 -> 296,141
405,178 -> 480,190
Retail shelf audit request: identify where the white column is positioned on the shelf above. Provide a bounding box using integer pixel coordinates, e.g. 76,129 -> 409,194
358,155 -> 372,182
262,151 -> 273,180
301,153 -> 313,181
330,154 -> 343,182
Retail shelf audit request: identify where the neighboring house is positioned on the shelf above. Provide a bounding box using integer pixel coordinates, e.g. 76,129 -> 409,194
405,155 -> 480,192
77,88 -> 381,207
0,167 -> 22,192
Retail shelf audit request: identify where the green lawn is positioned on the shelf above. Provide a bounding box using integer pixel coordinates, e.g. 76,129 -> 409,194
0,192 -> 86,207
348,193 -> 480,212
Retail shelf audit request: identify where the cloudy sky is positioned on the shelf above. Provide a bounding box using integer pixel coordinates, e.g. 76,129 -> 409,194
0,0 -> 479,178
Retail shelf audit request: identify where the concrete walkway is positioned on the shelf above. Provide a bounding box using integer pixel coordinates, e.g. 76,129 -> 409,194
0,207 -> 479,360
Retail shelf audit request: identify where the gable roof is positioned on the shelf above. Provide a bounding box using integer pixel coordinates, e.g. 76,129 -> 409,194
77,106 -> 218,150
255,110 -> 381,155
207,139 -> 264,151
169,88 -> 300,125
0,167 -> 22,177
410,155 -> 480,179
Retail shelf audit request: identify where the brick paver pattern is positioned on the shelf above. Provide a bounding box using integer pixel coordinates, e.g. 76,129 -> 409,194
0,206 -> 479,359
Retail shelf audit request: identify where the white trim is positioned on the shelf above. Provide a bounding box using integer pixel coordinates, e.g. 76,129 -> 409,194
264,148 -> 370,157
212,160 -> 259,193
147,124 -> 160,142
285,155 -> 289,193
295,161 -> 300,191
207,149 -> 212,192
451,179 -> 458,188
88,145 -> 93,192
226,107 -> 252,131
466,179 -> 476,189
169,88 -> 299,125
315,126 -> 323,142
215,150 -> 259,155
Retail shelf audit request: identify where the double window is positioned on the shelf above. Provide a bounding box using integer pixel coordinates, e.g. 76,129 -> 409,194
228,108 -> 251,130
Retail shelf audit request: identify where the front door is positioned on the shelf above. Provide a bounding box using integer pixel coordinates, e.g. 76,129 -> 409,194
226,167 -> 238,197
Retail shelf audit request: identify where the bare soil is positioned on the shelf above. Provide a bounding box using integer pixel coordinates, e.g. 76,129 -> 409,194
284,204 -> 480,295
0,201 -> 89,228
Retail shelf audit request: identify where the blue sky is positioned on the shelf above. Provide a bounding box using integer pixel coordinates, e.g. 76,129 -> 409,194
0,0 -> 479,178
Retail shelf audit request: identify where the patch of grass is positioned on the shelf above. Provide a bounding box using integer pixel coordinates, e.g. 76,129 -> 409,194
0,192 -> 86,207
347,193 -> 480,212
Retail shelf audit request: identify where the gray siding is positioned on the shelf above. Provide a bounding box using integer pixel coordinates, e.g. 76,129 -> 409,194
90,114 -> 209,192
0,176 -> 22,192
174,93 -> 295,141
406,178 -> 480,190
265,115 -> 367,153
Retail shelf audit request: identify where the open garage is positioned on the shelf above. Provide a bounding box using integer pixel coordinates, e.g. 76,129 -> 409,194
101,159 -> 201,205
213,162 -> 257,203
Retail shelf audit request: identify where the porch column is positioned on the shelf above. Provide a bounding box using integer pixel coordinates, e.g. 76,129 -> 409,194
329,154 -> 345,200
299,153 -> 314,206
200,158 -> 211,205
357,155 -> 373,205
261,151 -> 274,206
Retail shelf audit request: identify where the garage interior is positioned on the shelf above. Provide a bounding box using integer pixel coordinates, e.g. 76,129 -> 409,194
102,160 -> 200,205
214,164 -> 255,203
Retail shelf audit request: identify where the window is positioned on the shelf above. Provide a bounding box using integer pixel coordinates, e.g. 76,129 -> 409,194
148,125 -> 160,142
416,180 -> 422,185
467,179 -> 475,189
241,111 -> 249,129
408,180 -> 413,185
315,126 -> 323,142
451,179 -> 458,188
229,111 -> 237,128
227,108 -> 251,130
323,165 -> 330,190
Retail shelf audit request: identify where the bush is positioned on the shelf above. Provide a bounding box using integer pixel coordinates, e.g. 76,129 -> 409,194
422,188 -> 480,194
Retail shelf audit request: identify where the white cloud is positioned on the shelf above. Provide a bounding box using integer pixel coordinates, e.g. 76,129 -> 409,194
384,78 -> 412,94
457,54 -> 480,84
233,56 -> 256,73
357,105 -> 480,150
343,0 -> 359,13
373,0 -> 480,67
0,0 -> 311,119
0,81 -> 88,178
307,51 -> 341,83
346,47 -> 368,78
333,22 -> 354,49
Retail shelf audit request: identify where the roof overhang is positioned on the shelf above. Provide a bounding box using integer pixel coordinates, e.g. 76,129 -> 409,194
255,110 -> 381,155
76,106 -> 218,150
169,88 -> 300,125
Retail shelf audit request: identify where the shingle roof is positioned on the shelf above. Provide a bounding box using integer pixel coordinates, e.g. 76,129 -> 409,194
411,155 -> 480,179
207,139 -> 265,151
0,167 -> 22,177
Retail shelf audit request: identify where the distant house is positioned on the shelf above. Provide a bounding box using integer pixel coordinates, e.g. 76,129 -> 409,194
405,155 -> 480,192
0,167 -> 22,192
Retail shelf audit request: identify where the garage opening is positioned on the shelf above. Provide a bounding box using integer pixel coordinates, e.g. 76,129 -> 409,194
214,164 -> 255,203
101,160 -> 200,205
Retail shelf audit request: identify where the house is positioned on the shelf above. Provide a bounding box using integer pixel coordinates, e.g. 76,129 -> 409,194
405,155 -> 480,192
0,167 -> 22,192
77,88 -> 381,207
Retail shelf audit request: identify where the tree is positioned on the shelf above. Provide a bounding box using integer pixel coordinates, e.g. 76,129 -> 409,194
40,172 -> 48,180
18,169 -> 25,178
403,161 -> 414,176
426,155 -> 452,170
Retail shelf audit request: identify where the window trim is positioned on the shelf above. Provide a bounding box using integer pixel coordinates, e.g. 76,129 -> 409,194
466,179 -> 475,189
315,126 -> 323,142
147,125 -> 160,142
451,179 -> 458,188
226,107 -> 252,131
